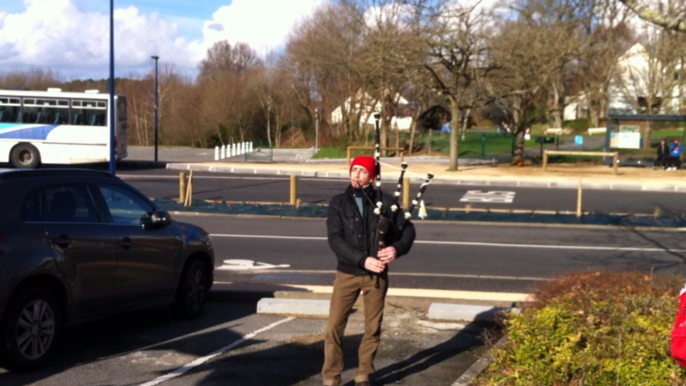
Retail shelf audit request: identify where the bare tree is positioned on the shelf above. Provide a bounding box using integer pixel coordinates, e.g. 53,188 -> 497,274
411,0 -> 494,170
619,0 -> 686,32
198,41 -> 261,80
576,0 -> 634,127
488,17 -> 574,164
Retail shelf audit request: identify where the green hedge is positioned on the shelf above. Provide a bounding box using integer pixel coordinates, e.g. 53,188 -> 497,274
563,119 -> 590,133
476,272 -> 686,386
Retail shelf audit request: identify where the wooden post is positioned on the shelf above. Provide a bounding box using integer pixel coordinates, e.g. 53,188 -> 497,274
179,172 -> 186,204
543,151 -> 548,171
184,169 -> 194,207
576,177 -> 582,218
400,151 -> 404,165
290,175 -> 297,205
613,153 -> 618,175
403,177 -> 410,209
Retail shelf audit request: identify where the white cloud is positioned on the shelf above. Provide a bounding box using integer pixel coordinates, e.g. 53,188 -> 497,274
0,0 -> 325,80
190,0 -> 325,60
0,0 -> 196,78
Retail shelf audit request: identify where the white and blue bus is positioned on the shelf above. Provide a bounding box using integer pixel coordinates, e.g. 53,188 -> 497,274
0,88 -> 127,168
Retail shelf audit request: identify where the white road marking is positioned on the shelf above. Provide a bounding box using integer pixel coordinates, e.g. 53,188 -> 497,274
218,268 -> 546,282
137,317 -> 294,386
460,190 -> 516,203
209,233 -> 686,253
217,259 -> 291,270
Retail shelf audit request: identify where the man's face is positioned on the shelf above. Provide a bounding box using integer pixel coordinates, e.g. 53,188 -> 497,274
350,165 -> 372,189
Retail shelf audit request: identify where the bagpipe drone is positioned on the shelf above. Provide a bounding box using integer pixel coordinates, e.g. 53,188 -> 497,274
360,113 -> 434,288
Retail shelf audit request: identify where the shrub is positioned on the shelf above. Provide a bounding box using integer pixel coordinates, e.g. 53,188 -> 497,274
475,272 -> 686,386
563,119 -> 590,133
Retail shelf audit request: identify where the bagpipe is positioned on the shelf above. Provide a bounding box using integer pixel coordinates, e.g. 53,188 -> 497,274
362,113 -> 434,288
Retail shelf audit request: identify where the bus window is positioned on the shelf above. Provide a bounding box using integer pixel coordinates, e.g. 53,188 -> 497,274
0,97 -> 20,123
72,99 -> 107,127
21,98 -> 38,123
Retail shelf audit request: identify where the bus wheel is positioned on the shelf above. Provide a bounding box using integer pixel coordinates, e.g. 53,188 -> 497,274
10,144 -> 41,169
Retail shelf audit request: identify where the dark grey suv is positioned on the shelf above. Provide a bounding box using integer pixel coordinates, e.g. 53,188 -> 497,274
0,169 -> 214,371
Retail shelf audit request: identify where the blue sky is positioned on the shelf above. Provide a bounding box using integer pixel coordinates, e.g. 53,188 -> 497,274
0,0 -> 325,80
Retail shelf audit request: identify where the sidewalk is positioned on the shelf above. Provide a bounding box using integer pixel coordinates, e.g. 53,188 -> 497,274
161,157 -> 686,193
127,146 -> 686,191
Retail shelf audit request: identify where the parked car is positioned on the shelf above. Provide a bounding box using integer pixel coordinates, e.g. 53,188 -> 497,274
0,169 -> 214,371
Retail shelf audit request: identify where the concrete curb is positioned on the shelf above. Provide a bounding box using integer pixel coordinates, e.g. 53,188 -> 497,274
253,298 -> 519,322
164,162 -> 686,193
427,303 -> 519,322
257,298 -> 330,316
451,335 -> 507,386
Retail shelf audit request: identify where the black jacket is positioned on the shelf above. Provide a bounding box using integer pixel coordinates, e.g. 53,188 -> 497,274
658,142 -> 670,158
327,185 -> 416,276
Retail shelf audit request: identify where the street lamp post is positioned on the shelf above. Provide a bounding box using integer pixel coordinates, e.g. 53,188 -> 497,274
108,0 -> 116,175
151,55 -> 159,162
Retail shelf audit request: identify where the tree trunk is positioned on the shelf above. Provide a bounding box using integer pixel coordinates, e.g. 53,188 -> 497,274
395,121 -> 399,155
461,108 -> 471,142
448,99 -> 459,171
408,118 -> 416,156
551,83 -> 563,129
380,98 -> 388,157
513,126 -> 525,165
643,121 -> 652,150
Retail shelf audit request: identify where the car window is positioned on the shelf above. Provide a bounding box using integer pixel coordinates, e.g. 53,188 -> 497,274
21,188 -> 42,222
99,184 -> 154,225
45,185 -> 100,223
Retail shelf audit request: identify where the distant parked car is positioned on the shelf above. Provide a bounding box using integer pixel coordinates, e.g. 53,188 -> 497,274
0,169 -> 214,371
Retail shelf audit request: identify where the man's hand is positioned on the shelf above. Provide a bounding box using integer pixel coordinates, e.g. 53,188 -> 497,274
364,257 -> 385,273
377,246 -> 397,264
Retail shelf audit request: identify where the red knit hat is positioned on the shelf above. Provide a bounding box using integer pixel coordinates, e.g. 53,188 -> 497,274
350,156 -> 376,181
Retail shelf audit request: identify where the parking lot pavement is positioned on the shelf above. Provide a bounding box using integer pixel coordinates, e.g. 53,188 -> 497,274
0,301 -> 494,386
155,303 -> 494,386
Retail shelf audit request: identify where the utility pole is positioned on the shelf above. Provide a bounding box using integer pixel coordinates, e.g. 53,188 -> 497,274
151,55 -> 160,162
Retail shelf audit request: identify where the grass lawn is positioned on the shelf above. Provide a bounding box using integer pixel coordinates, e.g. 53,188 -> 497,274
312,130 -> 539,159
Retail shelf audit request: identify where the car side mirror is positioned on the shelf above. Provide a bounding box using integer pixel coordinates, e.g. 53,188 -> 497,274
141,210 -> 171,229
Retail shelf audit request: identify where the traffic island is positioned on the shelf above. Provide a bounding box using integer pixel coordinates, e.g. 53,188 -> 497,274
153,199 -> 686,228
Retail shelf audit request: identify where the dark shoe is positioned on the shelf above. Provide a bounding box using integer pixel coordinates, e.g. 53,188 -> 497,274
355,382 -> 371,386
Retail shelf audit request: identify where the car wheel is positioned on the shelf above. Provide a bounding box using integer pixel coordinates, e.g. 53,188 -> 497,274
172,259 -> 209,319
10,144 -> 41,169
1,286 -> 61,371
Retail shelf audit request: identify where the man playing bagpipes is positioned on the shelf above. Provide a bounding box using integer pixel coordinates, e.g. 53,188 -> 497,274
322,155 -> 416,386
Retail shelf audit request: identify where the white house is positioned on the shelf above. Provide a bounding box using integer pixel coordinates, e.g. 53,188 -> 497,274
330,92 -> 413,131
565,43 -> 683,120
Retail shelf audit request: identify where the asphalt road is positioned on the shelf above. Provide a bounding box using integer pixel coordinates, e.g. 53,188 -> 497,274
177,214 -> 686,294
117,169 -> 686,216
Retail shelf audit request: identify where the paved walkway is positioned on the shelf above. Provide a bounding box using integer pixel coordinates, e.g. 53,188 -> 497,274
126,147 -> 686,192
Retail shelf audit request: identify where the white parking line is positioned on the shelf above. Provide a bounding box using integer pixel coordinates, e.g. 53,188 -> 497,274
209,233 -> 686,253
137,317 -> 294,386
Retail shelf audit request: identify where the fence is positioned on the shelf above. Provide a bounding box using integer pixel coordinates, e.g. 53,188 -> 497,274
245,142 -> 273,162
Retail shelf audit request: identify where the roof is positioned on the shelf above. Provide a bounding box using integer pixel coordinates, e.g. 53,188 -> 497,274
608,114 -> 686,122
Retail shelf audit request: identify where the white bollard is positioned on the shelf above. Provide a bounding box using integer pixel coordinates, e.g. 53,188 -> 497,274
238,142 -> 243,155
241,142 -> 246,154
214,146 -> 219,161
231,143 -> 236,157
249,142 -> 253,152
221,145 -> 226,159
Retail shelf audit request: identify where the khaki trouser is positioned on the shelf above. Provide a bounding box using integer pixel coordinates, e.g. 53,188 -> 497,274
322,270 -> 388,385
